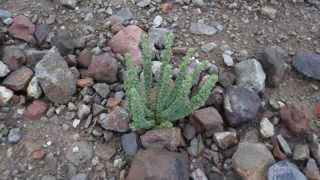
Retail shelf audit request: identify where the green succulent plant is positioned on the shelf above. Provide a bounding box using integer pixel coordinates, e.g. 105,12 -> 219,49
125,33 -> 218,130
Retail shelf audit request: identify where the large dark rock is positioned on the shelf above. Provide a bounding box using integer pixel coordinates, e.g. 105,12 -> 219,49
88,53 -> 118,83
8,15 -> 35,42
268,160 -> 306,180
292,50 -> 320,80
224,86 -> 261,126
256,46 -> 288,87
51,30 -> 76,56
127,148 -> 189,180
34,48 -> 77,104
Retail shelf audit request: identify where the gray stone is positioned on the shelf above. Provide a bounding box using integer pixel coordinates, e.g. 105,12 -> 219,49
98,107 -> 129,132
41,175 -> 56,180
256,46 -> 287,87
191,168 -> 208,180
70,173 -> 87,180
51,31 -> 75,56
234,58 -> 266,92
261,6 -> 277,19
310,140 -> 320,165
277,134 -> 292,156
0,86 -> 14,106
121,132 -> 139,156
149,28 -> 172,50
35,48 -> 76,104
93,83 -> 110,98
115,8 -> 134,22
232,142 -> 275,180
224,86 -> 261,126
153,15 -> 163,28
187,135 -> 204,157
292,50 -> 320,80
152,61 -> 162,81
66,141 -> 93,166
0,61 -> 10,78
8,128 -> 22,144
293,144 -> 309,161
192,0 -> 205,6
0,9 -> 11,22
190,23 -> 217,35
77,104 -> 91,120
214,131 -> 238,150
222,50 -> 234,67
268,160 -> 306,180
304,158 -> 320,180
60,0 -> 78,9
2,45 -> 26,71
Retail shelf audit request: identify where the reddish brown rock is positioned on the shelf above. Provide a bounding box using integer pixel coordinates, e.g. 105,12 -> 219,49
160,2 -> 174,14
108,25 -> 144,66
8,15 -> 35,42
77,49 -> 92,68
191,107 -> 224,132
24,100 -> 49,120
272,137 -> 287,160
31,148 -> 46,160
141,128 -> 185,151
3,66 -> 33,91
98,106 -> 129,132
280,103 -> 310,135
127,148 -> 189,180
2,46 -> 26,71
88,53 -> 118,83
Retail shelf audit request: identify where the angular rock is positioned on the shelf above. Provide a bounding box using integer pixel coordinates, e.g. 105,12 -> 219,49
23,100 -> 49,120
214,131 -> 238,150
190,107 -> 224,132
224,86 -> 261,126
232,142 -> 275,180
277,134 -> 292,156
51,30 -> 75,56
190,22 -> 217,35
114,8 -> 134,23
2,45 -> 26,71
304,158 -> 320,180
293,144 -> 309,161
234,58 -> 266,92
268,160 -> 306,180
3,66 -> 33,91
88,53 -> 118,83
280,103 -> 310,135
108,25 -> 144,65
34,24 -> 49,45
260,118 -> 275,138
121,132 -> 139,156
187,135 -> 204,157
0,61 -> 10,77
127,148 -> 189,180
34,48 -> 76,104
98,107 -> 129,132
256,46 -> 287,87
141,127 -> 184,151
27,77 -> 42,99
77,49 -> 92,68
66,141 -> 93,166
93,83 -> 110,98
77,104 -> 91,120
25,49 -> 48,68
0,86 -> 13,106
293,50 -> 320,80
8,15 -> 35,42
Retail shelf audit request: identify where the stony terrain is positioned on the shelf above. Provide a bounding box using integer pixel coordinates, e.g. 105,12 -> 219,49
0,0 -> 320,180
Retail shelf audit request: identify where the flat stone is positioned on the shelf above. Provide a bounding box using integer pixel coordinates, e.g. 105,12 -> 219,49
88,53 -> 118,83
280,103 -> 310,135
232,142 -> 275,180
108,25 -> 144,66
23,100 -> 49,120
127,148 -> 189,180
190,22 -> 217,35
292,50 -> 320,80
141,127 -> 184,151
35,48 -> 76,104
98,107 -> 129,132
214,131 -> 238,150
121,132 -> 139,156
3,66 -> 33,91
222,51 -> 234,67
224,86 -> 261,126
268,160 -> 306,180
8,15 -> 35,42
190,107 -> 224,132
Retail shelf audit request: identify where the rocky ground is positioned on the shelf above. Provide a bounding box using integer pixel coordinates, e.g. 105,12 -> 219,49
0,0 -> 320,180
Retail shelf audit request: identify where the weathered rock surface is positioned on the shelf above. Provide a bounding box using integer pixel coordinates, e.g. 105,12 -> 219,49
3,66 -> 33,91
190,107 -> 224,132
292,50 -> 320,80
98,107 -> 129,132
34,48 -> 76,104
8,15 -> 35,42
88,53 -> 118,83
127,148 -> 189,180
23,100 -> 49,120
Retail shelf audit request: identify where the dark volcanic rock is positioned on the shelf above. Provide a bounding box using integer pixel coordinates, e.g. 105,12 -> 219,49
292,50 -> 320,80
224,86 -> 261,126
34,48 -> 76,104
51,30 -> 76,56
127,148 -> 189,180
